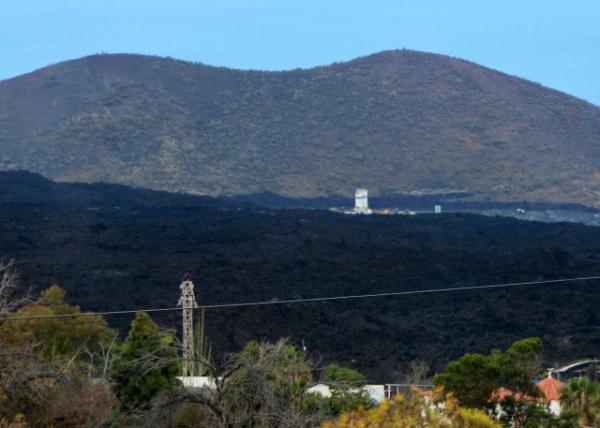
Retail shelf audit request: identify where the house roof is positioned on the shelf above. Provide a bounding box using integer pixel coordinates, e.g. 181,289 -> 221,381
536,374 -> 565,401
491,387 -> 516,401
491,375 -> 565,404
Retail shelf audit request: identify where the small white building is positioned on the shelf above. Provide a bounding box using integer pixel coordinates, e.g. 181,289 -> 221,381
306,384 -> 386,403
181,378 -> 387,404
178,376 -> 219,389
354,188 -> 372,215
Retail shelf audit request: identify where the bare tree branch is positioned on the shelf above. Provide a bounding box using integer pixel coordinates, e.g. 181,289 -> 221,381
0,260 -> 30,314
127,338 -> 330,427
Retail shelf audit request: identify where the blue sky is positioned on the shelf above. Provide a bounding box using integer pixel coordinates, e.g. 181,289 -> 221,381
2,0 -> 599,104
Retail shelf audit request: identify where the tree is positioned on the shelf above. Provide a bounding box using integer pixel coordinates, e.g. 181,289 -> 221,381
323,364 -> 366,386
0,346 -> 115,427
110,311 -> 181,413
0,283 -> 115,427
560,376 -> 600,427
401,360 -> 430,386
0,260 -> 28,314
322,391 -> 501,428
137,339 -> 373,427
506,337 -> 543,379
434,353 -> 503,409
434,338 -> 542,409
0,285 -> 116,362
219,339 -> 316,427
495,396 -> 578,428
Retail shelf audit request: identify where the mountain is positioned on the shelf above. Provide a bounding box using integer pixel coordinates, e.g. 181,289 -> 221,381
1,50 -> 600,205
1,171 -> 599,381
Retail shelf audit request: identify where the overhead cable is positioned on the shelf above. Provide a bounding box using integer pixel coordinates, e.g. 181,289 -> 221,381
0,274 -> 598,322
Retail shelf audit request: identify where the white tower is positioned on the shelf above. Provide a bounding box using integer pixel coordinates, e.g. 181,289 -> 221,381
178,276 -> 197,377
354,188 -> 372,215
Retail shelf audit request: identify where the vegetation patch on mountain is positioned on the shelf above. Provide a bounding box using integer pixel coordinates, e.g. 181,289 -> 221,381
2,50 -> 600,205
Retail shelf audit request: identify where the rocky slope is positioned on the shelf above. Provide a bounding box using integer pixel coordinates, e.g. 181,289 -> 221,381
1,51 -> 600,205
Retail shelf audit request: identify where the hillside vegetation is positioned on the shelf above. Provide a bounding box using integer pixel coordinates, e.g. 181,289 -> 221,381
1,51 -> 600,205
1,172 -> 599,381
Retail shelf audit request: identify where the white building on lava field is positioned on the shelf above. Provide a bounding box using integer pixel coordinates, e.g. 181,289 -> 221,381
354,188 -> 372,215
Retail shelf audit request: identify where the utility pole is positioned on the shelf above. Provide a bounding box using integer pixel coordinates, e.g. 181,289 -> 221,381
178,275 -> 197,377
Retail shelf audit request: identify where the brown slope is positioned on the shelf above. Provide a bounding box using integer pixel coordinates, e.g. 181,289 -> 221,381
1,50 -> 600,205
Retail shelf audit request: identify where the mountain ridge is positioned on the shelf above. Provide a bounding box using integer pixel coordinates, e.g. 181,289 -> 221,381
4,49 -> 598,102
2,50 -> 600,205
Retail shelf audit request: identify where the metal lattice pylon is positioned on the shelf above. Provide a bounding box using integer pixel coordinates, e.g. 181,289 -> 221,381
178,276 -> 197,377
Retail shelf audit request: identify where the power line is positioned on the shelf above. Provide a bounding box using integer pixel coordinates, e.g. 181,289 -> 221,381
198,275 -> 600,309
0,274 -> 599,322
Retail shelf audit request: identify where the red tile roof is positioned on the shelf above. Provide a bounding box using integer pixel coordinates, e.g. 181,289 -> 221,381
536,374 -> 565,402
491,374 -> 566,403
491,387 -> 515,401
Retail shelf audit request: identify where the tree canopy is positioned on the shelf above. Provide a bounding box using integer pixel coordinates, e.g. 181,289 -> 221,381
560,376 -> 600,427
0,284 -> 115,362
433,337 -> 542,409
322,392 -> 501,428
110,311 -> 181,412
0,284 -> 116,426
